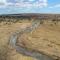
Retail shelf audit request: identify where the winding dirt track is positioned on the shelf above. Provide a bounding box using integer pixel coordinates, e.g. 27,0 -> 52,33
9,20 -> 54,60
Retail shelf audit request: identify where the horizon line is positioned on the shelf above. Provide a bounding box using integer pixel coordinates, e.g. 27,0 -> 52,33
1,12 -> 60,15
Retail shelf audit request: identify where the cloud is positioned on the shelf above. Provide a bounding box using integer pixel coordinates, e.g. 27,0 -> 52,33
0,0 -> 7,8
13,0 -> 48,8
0,0 -> 48,8
49,4 -> 60,8
0,0 -> 6,3
54,4 -> 60,8
15,2 -> 47,8
49,6 -> 53,8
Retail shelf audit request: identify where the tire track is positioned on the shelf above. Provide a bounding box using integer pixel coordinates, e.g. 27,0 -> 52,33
9,20 -> 55,60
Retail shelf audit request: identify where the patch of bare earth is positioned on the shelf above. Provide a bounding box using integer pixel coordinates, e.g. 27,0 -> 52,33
17,21 -> 60,59
0,21 -> 60,60
0,22 -> 34,60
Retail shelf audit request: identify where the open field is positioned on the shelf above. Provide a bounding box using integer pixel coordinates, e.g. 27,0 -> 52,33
0,14 -> 60,60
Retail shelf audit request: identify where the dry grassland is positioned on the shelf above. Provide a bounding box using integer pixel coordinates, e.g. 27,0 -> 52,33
0,20 -> 60,60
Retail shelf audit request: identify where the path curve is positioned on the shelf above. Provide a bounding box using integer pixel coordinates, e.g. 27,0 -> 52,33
9,20 -> 55,60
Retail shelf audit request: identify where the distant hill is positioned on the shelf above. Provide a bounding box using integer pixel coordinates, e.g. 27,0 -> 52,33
0,13 -> 60,20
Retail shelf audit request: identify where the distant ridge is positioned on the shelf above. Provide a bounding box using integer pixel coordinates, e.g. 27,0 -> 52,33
0,13 -> 60,20
0,13 -> 60,16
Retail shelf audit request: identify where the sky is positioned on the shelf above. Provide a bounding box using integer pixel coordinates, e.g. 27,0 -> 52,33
0,0 -> 60,14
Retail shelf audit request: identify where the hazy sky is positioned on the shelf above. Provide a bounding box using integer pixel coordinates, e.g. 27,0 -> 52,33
0,0 -> 60,14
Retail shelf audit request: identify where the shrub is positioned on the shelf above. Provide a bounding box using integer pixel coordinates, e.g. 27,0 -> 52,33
40,20 -> 44,24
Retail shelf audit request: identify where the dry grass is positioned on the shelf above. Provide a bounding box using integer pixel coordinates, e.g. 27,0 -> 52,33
0,20 -> 35,60
0,20 -> 60,60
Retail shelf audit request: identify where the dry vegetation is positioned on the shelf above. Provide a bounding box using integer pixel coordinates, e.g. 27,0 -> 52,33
0,16 -> 60,60
0,19 -> 36,60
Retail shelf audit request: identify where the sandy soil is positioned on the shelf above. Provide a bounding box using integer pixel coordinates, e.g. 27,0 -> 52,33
0,22 -> 34,60
0,21 -> 60,60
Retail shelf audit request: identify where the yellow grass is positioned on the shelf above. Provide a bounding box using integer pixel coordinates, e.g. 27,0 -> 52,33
0,20 -> 60,60
0,22 -> 34,60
